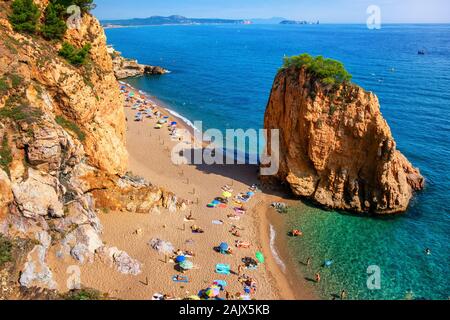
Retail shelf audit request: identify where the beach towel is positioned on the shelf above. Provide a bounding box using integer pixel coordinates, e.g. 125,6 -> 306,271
215,264 -> 231,275
212,220 -> 224,225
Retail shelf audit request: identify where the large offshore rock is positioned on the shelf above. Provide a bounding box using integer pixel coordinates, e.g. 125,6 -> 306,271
263,65 -> 424,214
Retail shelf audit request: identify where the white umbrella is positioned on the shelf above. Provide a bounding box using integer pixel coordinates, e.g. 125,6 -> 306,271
149,238 -> 174,255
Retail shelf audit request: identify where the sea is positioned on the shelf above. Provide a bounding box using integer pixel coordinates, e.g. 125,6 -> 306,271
105,24 -> 450,300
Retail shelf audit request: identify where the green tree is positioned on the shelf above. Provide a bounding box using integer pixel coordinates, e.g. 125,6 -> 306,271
8,0 -> 40,34
41,2 -> 68,40
282,53 -> 352,86
54,0 -> 96,13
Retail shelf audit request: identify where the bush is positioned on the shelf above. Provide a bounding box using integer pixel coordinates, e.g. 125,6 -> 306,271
0,78 -> 9,95
59,42 -> 91,66
282,53 -> 352,86
55,115 -> 86,141
42,2 -> 68,40
0,235 -> 13,267
64,288 -> 103,300
10,74 -> 23,88
8,0 -> 40,34
53,0 -> 96,13
0,135 -> 13,177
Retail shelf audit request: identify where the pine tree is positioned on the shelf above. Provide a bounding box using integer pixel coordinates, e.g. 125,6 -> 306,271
8,0 -> 40,34
41,2 -> 68,40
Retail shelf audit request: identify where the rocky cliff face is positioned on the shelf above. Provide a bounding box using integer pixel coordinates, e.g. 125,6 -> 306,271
0,1 -> 184,295
263,66 -> 424,214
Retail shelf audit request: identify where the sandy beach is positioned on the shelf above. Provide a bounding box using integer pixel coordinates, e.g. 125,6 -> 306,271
48,82 -> 317,300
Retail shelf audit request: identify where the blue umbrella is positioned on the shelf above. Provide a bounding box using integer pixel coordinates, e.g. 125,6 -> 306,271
219,243 -> 229,251
176,255 -> 186,263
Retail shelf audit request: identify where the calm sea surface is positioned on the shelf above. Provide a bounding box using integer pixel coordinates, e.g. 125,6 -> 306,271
105,24 -> 450,299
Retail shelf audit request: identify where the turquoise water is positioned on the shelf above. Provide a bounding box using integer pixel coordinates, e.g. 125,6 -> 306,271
105,24 -> 450,300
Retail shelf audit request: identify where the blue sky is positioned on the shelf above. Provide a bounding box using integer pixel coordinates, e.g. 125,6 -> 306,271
93,0 -> 450,23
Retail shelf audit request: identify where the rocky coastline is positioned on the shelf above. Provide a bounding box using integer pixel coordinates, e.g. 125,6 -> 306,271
108,46 -> 169,79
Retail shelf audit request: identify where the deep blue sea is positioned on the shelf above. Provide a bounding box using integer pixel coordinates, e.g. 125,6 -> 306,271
105,24 -> 450,300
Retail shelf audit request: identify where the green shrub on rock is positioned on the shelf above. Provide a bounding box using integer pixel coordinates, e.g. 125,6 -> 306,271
8,0 -> 40,34
282,53 -> 352,86
42,1 -> 68,40
58,42 -> 91,66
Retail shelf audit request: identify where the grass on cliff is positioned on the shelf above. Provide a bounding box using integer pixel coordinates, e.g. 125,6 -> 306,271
0,235 -> 13,268
0,78 -> 9,95
0,101 -> 43,124
0,135 -> 13,177
55,115 -> 86,141
282,53 -> 352,86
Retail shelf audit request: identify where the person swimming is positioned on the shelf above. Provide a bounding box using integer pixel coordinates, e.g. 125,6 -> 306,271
425,248 -> 431,255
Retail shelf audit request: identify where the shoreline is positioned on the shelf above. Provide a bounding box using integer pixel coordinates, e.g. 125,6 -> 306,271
119,80 -> 319,300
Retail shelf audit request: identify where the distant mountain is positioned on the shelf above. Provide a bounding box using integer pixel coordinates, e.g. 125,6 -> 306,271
250,17 -> 287,24
280,20 -> 320,25
101,15 -> 252,26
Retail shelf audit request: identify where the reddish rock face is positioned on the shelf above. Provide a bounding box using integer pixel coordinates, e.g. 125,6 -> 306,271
263,66 -> 424,215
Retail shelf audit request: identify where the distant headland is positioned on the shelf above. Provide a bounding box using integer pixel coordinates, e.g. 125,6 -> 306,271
101,15 -> 252,27
279,20 -> 320,25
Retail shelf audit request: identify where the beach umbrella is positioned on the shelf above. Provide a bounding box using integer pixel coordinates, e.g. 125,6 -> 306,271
222,191 -> 232,198
149,238 -> 174,255
219,242 -> 229,251
179,260 -> 194,270
175,255 -> 186,263
170,122 -> 177,126
324,260 -> 334,267
205,286 -> 220,298
256,251 -> 265,264
213,280 -> 227,290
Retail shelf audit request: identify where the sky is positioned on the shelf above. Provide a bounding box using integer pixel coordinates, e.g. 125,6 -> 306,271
93,0 -> 450,23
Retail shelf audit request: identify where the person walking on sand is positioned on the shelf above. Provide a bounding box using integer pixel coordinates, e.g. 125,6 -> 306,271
238,264 -> 244,276
315,272 -> 321,283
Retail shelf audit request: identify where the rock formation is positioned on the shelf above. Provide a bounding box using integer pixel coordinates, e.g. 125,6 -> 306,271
108,46 -> 168,79
263,64 -> 424,215
0,1 -> 185,295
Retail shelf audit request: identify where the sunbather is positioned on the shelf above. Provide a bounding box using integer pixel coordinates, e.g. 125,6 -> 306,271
191,225 -> 204,234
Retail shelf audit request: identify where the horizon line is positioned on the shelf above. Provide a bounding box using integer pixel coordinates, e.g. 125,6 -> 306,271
96,15 -> 450,24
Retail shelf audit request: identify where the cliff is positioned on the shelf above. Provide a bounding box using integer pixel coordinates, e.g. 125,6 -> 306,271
0,0 -> 185,295
263,62 -> 424,215
107,46 -> 168,79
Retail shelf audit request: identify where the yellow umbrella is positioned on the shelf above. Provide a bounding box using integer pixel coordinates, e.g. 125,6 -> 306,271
222,191 -> 232,198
